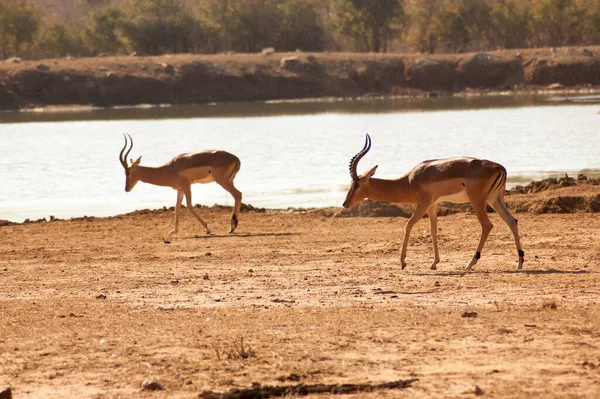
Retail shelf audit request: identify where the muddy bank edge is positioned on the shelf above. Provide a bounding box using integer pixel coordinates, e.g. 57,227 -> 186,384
1,46 -> 600,110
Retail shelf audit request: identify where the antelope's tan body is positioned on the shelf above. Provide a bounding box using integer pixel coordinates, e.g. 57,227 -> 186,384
119,135 -> 242,236
343,135 -> 524,271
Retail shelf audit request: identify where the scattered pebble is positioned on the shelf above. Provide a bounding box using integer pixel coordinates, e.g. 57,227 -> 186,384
203,274 -> 209,280
475,385 -> 484,396
142,379 -> 164,391
461,311 -> 478,318
0,387 -> 12,399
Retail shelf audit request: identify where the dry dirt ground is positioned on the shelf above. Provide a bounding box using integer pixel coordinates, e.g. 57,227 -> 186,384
1,185 -> 600,398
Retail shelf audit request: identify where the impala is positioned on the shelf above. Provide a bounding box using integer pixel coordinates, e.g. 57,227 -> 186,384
343,134 -> 524,271
119,134 -> 242,235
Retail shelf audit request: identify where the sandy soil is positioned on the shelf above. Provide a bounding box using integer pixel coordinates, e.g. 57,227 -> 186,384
1,184 -> 600,398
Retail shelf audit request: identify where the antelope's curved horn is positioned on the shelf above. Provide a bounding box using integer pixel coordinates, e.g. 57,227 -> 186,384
349,134 -> 371,181
119,133 -> 133,169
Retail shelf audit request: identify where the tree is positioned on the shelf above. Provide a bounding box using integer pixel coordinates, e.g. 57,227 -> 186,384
120,0 -> 197,54
531,0 -> 587,47
330,0 -> 405,52
35,23 -> 88,58
228,0 -> 283,53
277,0 -> 327,51
405,0 -> 444,53
0,0 -> 40,58
85,6 -> 126,55
489,0 -> 532,49
352,0 -> 405,52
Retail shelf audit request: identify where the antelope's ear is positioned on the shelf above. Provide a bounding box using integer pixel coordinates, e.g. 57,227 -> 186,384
365,165 -> 378,179
131,156 -> 142,167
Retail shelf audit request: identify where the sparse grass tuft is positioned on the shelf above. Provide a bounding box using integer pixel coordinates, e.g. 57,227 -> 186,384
213,337 -> 256,360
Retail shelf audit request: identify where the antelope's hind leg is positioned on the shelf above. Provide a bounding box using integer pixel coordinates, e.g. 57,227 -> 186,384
490,198 -> 525,270
427,204 -> 440,270
218,180 -> 242,234
465,199 -> 493,271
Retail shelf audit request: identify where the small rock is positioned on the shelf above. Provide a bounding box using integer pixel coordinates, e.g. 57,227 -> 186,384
37,64 -> 50,71
5,57 -> 21,63
95,294 -> 107,300
475,385 -> 484,396
141,379 -> 164,391
205,252 -> 212,257
461,311 -> 478,318
162,63 -> 174,73
0,387 -> 12,399
434,281 -> 440,287
248,268 -> 254,273
280,56 -> 301,70
203,273 -> 209,280
261,47 -> 275,55
213,297 -> 221,302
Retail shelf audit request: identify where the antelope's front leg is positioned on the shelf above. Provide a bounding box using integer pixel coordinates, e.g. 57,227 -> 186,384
169,190 -> 184,236
183,187 -> 211,235
401,203 -> 430,269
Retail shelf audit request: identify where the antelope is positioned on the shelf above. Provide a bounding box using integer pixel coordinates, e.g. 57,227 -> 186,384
343,134 -> 524,271
119,134 -> 242,235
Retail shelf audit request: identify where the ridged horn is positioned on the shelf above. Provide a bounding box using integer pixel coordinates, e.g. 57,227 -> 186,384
349,134 -> 371,181
119,133 -> 133,169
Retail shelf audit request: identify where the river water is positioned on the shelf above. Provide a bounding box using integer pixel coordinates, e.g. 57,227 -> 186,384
1,95 -> 599,222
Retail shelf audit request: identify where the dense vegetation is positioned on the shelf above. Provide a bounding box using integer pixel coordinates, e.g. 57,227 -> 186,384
1,0 -> 600,60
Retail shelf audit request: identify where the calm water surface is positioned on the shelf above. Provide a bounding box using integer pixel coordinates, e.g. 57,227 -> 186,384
1,95 -> 599,222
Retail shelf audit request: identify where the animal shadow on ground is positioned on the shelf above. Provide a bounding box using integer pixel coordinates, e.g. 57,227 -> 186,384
503,268 -> 592,275
183,232 -> 298,240
410,269 -> 593,276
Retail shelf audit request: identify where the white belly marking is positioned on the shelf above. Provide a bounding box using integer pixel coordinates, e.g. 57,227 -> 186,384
436,190 -> 469,204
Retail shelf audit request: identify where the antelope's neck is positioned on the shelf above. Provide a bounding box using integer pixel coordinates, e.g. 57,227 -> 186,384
137,166 -> 175,188
367,176 -> 414,204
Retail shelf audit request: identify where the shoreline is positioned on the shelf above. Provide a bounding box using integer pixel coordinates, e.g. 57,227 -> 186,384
2,46 -> 600,111
3,86 -> 600,116
3,175 -> 600,226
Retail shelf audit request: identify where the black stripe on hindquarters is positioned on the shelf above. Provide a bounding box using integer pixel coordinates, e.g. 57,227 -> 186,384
487,173 -> 503,196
